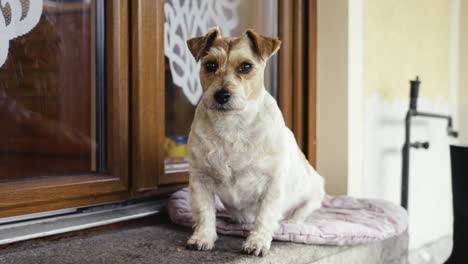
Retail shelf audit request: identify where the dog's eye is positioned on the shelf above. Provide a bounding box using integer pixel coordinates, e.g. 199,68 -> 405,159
238,62 -> 253,74
205,61 -> 218,73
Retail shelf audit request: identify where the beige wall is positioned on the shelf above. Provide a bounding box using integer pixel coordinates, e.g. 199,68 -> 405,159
364,0 -> 451,101
362,0 -> 457,250
316,0 -> 349,195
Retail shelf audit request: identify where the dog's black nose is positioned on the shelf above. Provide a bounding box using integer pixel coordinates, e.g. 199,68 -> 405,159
214,89 -> 231,105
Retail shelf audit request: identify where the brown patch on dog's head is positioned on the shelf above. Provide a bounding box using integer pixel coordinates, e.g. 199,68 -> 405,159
245,29 -> 281,60
187,28 -> 281,112
187,27 -> 222,62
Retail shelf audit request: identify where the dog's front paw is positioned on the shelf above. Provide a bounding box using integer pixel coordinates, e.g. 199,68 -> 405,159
241,234 -> 271,257
186,234 -> 215,251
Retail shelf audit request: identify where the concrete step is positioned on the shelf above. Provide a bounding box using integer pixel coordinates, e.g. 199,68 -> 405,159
0,213 -> 408,264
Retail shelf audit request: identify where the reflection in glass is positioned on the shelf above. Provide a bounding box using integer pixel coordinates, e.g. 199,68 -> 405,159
0,0 -> 99,180
164,0 -> 278,173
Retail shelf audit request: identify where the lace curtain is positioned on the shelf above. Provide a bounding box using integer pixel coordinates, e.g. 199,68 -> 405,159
164,0 -> 241,105
0,0 -> 43,67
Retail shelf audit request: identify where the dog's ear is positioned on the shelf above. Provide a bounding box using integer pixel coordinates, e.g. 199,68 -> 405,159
187,27 -> 222,62
245,29 -> 281,60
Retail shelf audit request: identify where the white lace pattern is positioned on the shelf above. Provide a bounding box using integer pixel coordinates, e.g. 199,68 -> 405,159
0,0 -> 43,67
164,0 -> 240,105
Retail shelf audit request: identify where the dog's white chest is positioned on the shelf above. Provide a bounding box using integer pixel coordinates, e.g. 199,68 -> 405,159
192,130 -> 271,223
206,141 -> 254,177
188,97 -> 292,224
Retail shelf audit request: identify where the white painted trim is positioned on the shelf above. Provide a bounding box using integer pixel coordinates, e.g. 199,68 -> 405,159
347,0 -> 364,197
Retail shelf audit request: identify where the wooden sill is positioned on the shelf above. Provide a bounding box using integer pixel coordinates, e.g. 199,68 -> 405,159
159,171 -> 189,186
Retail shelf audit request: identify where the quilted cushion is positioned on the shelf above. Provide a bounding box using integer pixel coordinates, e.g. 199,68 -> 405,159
168,188 -> 408,246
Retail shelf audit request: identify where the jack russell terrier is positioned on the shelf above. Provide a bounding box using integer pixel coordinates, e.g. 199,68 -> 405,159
185,27 -> 325,256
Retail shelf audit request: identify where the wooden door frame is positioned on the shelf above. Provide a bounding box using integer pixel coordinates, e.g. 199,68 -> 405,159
131,0 -> 189,194
278,0 -> 317,166
131,0 -> 165,192
0,1 -> 130,218
307,0 -> 318,167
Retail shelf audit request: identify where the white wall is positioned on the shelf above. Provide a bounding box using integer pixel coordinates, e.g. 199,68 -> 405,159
317,0 -> 466,250
459,1 -> 468,145
362,0 -> 460,250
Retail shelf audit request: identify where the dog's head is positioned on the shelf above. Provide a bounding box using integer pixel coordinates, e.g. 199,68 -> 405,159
187,27 -> 281,112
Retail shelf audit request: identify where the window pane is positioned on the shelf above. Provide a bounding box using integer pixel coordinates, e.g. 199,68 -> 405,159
164,0 -> 279,174
0,0 -> 104,180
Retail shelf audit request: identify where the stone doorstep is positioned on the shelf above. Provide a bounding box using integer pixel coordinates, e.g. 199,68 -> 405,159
0,200 -> 166,245
168,226 -> 409,264
0,212 -> 409,264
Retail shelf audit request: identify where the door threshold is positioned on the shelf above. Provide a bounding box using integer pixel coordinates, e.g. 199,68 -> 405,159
0,200 -> 166,245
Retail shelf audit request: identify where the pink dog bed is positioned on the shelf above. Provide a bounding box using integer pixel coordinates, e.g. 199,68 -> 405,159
168,188 -> 408,246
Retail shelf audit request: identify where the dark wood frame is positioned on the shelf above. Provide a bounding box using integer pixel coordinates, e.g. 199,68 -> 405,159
131,0 -> 189,193
279,0 -> 317,166
307,0 -> 318,166
131,0 -> 164,192
0,1 -> 130,218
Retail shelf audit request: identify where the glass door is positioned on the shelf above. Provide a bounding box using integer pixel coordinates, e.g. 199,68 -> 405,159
1,0 -> 103,179
0,0 -> 130,218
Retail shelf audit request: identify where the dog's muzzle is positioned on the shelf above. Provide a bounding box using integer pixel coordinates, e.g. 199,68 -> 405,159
214,89 -> 231,105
